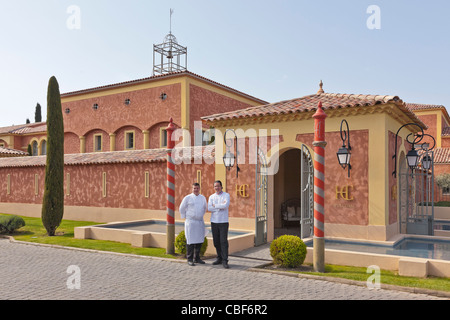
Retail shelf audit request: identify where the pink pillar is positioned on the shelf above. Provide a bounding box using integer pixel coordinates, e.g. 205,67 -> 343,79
312,101 -> 327,272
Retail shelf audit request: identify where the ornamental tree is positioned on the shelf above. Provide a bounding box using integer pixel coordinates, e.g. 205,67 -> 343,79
41,76 -> 64,236
436,173 -> 450,190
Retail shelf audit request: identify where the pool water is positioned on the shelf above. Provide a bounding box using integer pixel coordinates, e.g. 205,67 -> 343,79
99,220 -> 249,237
305,238 -> 450,261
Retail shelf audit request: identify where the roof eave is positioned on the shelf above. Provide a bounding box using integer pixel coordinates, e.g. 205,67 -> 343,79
60,71 -> 267,105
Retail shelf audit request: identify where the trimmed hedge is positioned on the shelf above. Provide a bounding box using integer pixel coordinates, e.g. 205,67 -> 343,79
270,235 -> 307,268
0,215 -> 26,234
175,230 -> 208,256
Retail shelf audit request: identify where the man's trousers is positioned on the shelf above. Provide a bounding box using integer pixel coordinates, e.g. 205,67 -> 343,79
211,222 -> 229,262
186,243 -> 202,262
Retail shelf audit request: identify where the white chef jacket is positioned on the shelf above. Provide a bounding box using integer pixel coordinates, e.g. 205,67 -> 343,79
179,193 -> 207,244
207,191 -> 230,223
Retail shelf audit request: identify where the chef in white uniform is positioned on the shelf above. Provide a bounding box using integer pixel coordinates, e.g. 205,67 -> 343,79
207,180 -> 231,268
179,182 -> 207,266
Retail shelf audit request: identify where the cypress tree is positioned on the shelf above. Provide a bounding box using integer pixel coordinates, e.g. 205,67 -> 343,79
41,76 -> 64,236
35,103 -> 42,123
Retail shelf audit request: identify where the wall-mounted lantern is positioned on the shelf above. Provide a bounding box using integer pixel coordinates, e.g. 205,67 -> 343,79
392,123 -> 425,178
223,129 -> 240,178
337,119 -> 351,178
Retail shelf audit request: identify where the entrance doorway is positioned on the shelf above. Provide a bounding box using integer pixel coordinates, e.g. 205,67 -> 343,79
273,146 -> 314,239
398,152 -> 435,235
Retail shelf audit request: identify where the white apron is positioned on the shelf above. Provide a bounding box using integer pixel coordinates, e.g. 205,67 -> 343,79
179,193 -> 207,245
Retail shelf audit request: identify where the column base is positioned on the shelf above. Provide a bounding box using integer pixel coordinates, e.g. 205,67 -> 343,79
166,224 -> 175,254
313,236 -> 325,273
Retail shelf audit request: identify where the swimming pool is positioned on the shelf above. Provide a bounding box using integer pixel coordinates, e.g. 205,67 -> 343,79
98,220 -> 249,237
305,237 -> 450,261
75,219 -> 255,255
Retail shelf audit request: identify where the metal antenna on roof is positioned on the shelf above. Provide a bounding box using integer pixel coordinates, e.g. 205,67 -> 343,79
152,8 -> 188,76
170,8 -> 174,34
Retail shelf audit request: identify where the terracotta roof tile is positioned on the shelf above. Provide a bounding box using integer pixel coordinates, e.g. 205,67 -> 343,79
0,147 -> 28,157
11,124 -> 47,134
0,146 -> 214,168
0,122 -> 47,135
202,93 -> 421,125
442,127 -> 450,137
406,103 -> 446,111
433,148 -> 450,164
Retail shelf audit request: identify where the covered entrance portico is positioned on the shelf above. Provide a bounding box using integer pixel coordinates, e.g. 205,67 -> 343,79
271,145 -> 314,240
202,87 -> 430,247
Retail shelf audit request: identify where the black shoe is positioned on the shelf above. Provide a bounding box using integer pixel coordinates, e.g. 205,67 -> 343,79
188,261 -> 195,266
212,259 -> 222,265
195,259 -> 206,264
222,261 -> 229,269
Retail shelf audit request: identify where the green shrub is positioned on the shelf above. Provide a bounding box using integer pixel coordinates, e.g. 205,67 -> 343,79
270,235 -> 307,268
175,231 -> 208,256
0,215 -> 26,234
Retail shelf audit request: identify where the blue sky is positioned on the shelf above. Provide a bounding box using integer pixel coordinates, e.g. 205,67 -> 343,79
0,0 -> 449,127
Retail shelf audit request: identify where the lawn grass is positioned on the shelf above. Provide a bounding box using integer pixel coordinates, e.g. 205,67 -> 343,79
0,214 -> 175,259
302,264 -> 450,292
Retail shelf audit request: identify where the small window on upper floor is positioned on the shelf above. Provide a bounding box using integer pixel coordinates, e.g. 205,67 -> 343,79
160,128 -> 168,148
125,131 -> 135,150
202,129 -> 215,146
94,134 -> 102,152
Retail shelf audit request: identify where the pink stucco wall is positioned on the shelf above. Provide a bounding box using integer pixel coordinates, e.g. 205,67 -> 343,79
296,131 -> 369,226
0,159 -> 216,216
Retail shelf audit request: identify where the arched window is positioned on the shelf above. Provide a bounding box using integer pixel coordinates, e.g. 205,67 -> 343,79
32,141 -> 38,156
41,140 -> 47,155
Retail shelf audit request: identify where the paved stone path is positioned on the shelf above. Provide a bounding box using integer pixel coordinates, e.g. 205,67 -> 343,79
0,239 -> 444,300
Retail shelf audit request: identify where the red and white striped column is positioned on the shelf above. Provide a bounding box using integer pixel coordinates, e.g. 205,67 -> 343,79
166,117 -> 176,254
312,102 -> 327,272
